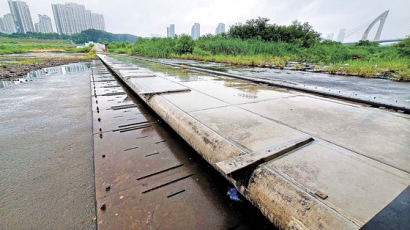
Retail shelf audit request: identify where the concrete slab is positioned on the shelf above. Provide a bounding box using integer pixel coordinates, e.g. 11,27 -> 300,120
119,69 -> 157,79
129,77 -> 190,95
162,90 -> 228,112
183,79 -> 297,104
191,106 -> 310,154
100,54 -> 410,230
91,60 -> 273,230
267,140 -> 409,225
240,96 -> 410,172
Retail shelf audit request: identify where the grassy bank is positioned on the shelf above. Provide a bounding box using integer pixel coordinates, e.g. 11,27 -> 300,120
108,37 -> 410,81
0,38 -> 96,54
0,38 -> 73,54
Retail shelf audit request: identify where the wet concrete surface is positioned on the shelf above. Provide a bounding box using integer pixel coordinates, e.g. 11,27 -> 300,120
153,57 -> 410,111
102,54 -> 410,229
0,63 -> 96,229
91,61 -> 273,229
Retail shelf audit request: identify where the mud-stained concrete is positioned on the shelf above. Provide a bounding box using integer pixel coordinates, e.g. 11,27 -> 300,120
0,63 -> 96,229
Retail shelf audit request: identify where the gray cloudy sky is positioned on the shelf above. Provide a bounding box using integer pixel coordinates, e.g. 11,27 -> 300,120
1,0 -> 409,41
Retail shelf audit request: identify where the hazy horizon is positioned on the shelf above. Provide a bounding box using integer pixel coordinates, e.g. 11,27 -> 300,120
0,0 -> 409,42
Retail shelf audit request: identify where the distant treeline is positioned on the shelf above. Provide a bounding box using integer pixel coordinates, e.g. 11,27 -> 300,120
0,29 -> 139,44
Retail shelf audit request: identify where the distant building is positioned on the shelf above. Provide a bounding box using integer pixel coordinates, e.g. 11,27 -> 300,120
91,13 -> 105,31
0,18 -> 4,33
84,10 -> 93,30
35,15 -> 53,33
52,3 -> 105,35
167,24 -> 175,38
150,33 -> 162,38
191,23 -> 200,40
215,23 -> 225,35
8,0 -> 34,33
326,33 -> 334,41
337,29 -> 345,42
1,13 -> 17,34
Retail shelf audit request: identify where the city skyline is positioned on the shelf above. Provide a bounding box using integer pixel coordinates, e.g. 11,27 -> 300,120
0,0 -> 105,35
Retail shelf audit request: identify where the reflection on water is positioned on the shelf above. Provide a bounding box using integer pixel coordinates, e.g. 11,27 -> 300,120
110,54 -> 287,101
0,62 -> 90,89
112,55 -> 212,82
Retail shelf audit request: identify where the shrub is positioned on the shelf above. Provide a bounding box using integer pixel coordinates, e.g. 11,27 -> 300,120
175,35 -> 195,55
394,37 -> 410,57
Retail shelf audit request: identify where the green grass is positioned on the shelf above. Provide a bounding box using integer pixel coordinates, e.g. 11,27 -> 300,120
0,38 -> 86,54
108,37 -> 410,81
11,54 -> 97,66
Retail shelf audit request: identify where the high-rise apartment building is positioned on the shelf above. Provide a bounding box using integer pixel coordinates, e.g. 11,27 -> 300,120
337,29 -> 346,42
91,13 -> 105,31
215,23 -> 225,35
0,18 -> 4,33
191,23 -> 200,40
167,24 -> 175,38
35,15 -> 53,33
52,3 -> 105,35
1,13 -> 17,34
8,0 -> 34,33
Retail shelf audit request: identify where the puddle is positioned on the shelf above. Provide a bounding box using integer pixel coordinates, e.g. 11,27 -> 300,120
114,55 -> 410,110
108,54 -> 293,103
0,62 -> 91,89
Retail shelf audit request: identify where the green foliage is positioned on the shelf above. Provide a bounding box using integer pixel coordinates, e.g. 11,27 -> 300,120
354,40 -> 379,47
394,37 -> 410,56
175,35 -> 194,54
67,44 -> 94,53
0,38 -> 75,54
69,29 -> 139,44
228,18 -> 321,48
355,40 -> 379,47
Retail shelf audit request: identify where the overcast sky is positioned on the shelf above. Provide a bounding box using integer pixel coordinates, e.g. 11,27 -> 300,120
1,0 -> 409,41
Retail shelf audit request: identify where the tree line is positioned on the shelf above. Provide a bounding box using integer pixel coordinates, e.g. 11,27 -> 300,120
0,29 -> 139,44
